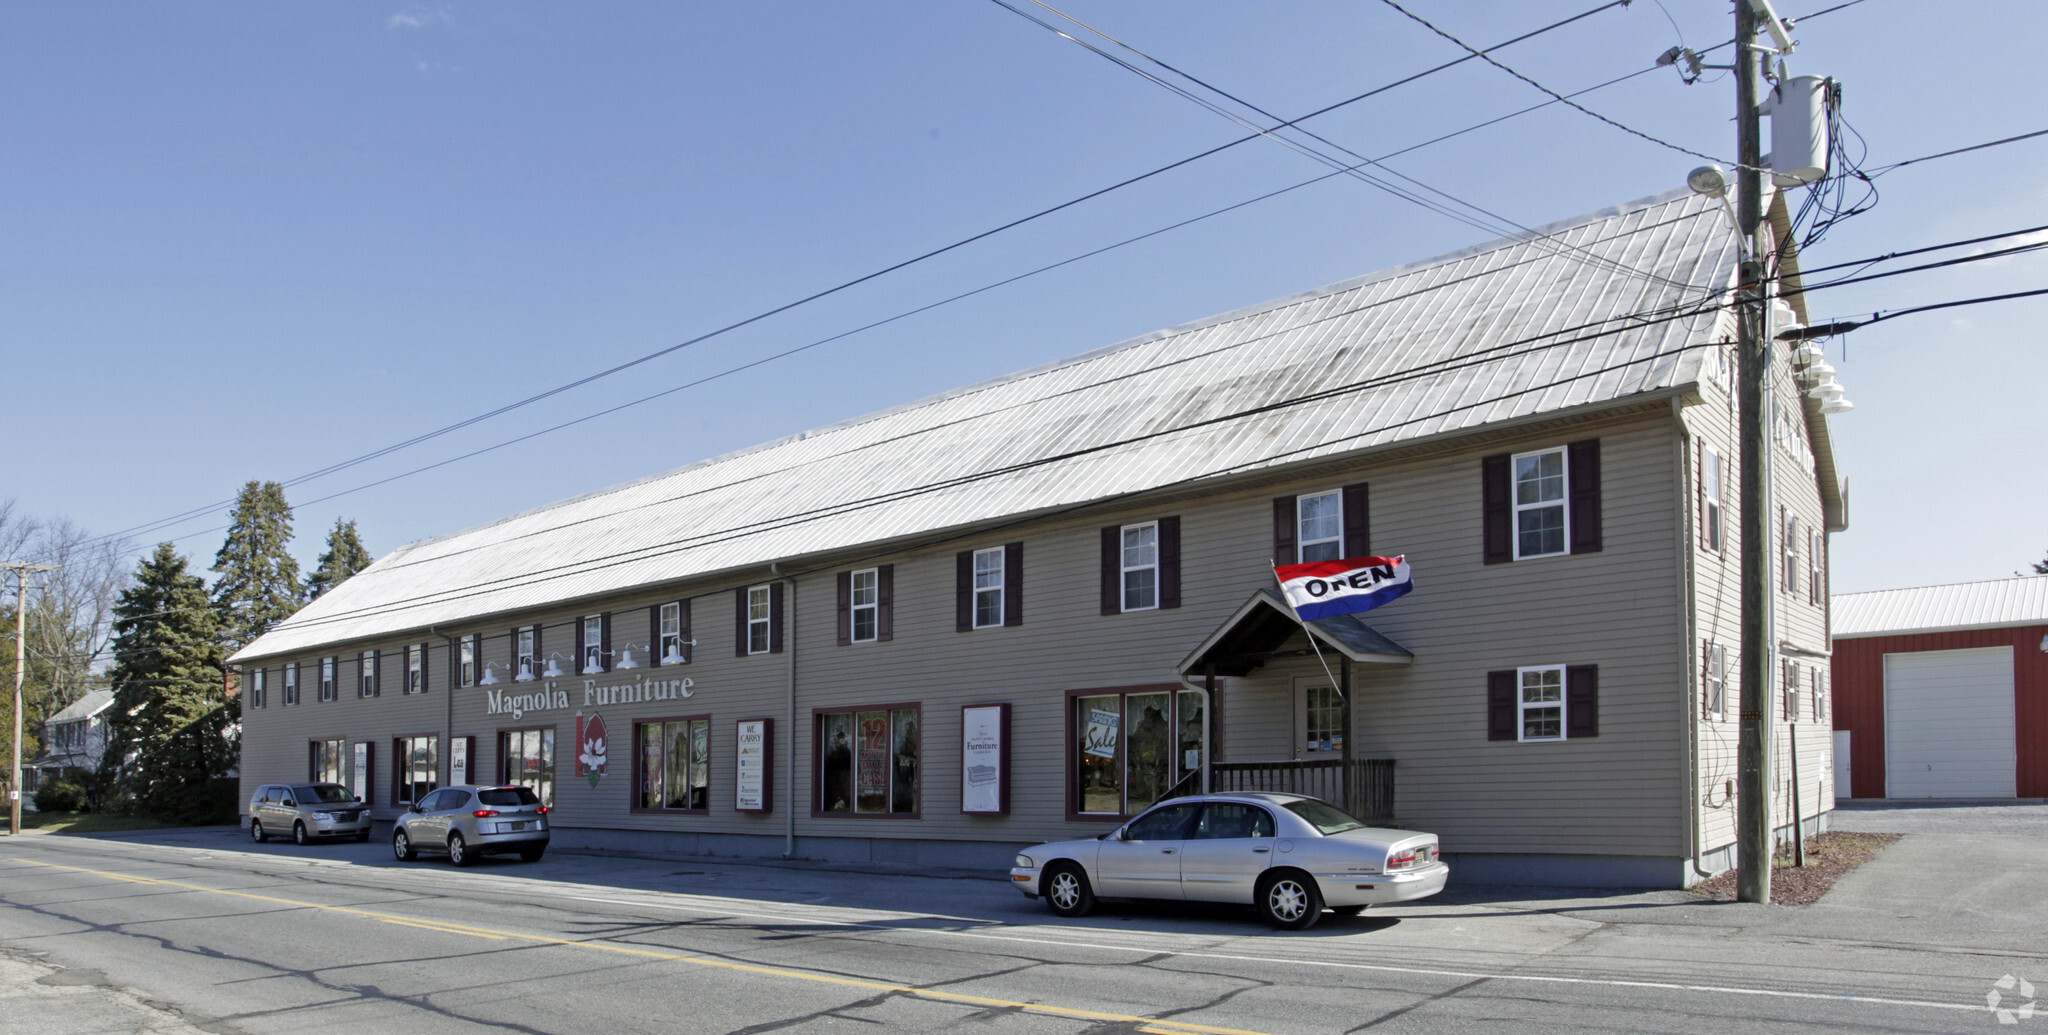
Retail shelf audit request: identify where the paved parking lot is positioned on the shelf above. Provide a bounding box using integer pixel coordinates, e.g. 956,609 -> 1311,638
1832,798 -> 2048,834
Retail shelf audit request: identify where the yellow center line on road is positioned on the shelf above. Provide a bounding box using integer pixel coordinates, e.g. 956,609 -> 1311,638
7,857 -> 1276,1035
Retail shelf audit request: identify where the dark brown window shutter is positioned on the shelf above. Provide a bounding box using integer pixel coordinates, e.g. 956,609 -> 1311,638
735,587 -> 749,657
1566,664 -> 1599,738
1342,483 -> 1369,556
1003,542 -> 1024,627
509,628 -> 519,674
1272,496 -> 1298,566
308,741 -> 318,782
955,551 -> 973,632
877,564 -> 894,641
574,620 -> 586,673
648,605 -> 661,667
1159,515 -> 1181,610
1568,439 -> 1602,554
601,612 -> 612,671
1100,526 -> 1121,615
677,600 -> 692,663
460,735 -> 476,784
769,582 -> 786,653
362,742 -> 374,805
1482,454 -> 1512,564
837,571 -> 853,646
371,650 -> 381,697
532,625 -> 541,665
391,739 -> 404,806
1487,669 -> 1516,741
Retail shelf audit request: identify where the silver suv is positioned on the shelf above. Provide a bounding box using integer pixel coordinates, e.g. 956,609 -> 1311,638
249,783 -> 372,845
392,785 -> 550,866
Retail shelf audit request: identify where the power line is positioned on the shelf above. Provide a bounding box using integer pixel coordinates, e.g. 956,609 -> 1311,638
1373,0 -> 1754,171
1867,127 -> 2048,176
87,4 -> 1629,556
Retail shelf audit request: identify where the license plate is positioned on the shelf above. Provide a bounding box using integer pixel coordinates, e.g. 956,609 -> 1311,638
503,821 -> 529,832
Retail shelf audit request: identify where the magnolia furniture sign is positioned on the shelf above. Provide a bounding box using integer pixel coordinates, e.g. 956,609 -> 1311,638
960,703 -> 1009,815
735,718 -> 772,812
484,675 -> 695,721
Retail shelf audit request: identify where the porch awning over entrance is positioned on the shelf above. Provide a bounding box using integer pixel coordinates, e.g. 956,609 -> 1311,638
1177,590 -> 1413,677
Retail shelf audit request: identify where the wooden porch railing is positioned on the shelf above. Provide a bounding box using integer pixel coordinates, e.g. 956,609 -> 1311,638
1207,758 -> 1396,822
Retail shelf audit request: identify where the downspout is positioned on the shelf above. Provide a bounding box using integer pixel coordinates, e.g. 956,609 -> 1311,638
1674,400 -> 1713,881
774,565 -> 798,859
430,627 -> 457,787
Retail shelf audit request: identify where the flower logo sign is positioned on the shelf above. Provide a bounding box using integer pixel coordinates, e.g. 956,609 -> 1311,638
1989,974 -> 2037,1025
575,712 -> 609,789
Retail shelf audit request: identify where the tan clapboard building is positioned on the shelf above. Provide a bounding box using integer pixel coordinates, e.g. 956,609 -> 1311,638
231,187 -> 1845,887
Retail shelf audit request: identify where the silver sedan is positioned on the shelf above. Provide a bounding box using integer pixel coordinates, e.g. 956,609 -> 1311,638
1009,792 -> 1446,930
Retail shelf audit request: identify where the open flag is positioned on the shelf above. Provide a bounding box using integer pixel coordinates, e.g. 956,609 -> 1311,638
1274,555 -> 1413,621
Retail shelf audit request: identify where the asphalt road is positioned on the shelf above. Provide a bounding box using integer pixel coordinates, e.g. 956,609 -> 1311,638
1,815 -> 2042,1034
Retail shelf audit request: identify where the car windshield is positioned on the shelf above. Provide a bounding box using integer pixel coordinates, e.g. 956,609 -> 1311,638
296,785 -> 355,804
1283,799 -> 1369,836
476,787 -> 540,807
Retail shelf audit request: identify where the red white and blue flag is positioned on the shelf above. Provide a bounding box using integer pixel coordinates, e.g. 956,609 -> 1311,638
1274,555 -> 1414,621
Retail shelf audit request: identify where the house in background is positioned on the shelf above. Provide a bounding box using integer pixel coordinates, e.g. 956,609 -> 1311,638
1830,577 -> 2048,799
27,689 -> 114,791
229,186 -> 1844,888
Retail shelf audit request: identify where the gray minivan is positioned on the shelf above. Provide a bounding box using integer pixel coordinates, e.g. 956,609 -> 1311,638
249,783 -> 372,845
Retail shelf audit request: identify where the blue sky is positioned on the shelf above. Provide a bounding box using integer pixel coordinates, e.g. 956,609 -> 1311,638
3,0 -> 2043,594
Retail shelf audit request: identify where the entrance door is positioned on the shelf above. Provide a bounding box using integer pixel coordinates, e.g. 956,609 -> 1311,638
1884,646 -> 2016,798
1096,802 -> 1198,899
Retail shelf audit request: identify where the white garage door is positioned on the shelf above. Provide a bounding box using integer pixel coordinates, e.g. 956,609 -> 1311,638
1884,646 -> 2016,798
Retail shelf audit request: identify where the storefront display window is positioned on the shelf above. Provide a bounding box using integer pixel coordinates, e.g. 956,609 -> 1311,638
637,718 -> 709,811
1073,687 -> 1206,817
818,706 -> 918,815
310,738 -> 345,785
500,728 -> 555,807
394,734 -> 438,805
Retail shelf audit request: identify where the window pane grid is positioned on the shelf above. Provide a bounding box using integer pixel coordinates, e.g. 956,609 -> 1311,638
1513,449 -> 1568,558
1121,524 -> 1158,611
973,548 -> 1003,627
851,568 -> 878,642
748,586 -> 771,653
1298,491 -> 1341,562
1519,666 -> 1564,741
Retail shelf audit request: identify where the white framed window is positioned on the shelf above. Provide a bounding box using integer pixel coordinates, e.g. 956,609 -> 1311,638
1808,528 -> 1824,606
1704,641 -> 1727,720
659,602 -> 684,662
459,635 -> 476,687
359,650 -> 379,698
1303,685 -> 1342,752
1782,659 -> 1801,719
582,615 -> 605,674
406,643 -> 425,694
1702,447 -> 1725,553
1782,511 -> 1800,594
1296,491 -> 1343,563
747,585 -> 772,654
1512,448 -> 1569,559
251,668 -> 267,708
1517,665 -> 1566,742
972,548 -> 1005,628
283,662 -> 299,706
516,627 -> 537,681
1120,522 -> 1159,612
319,657 -> 336,702
850,568 -> 880,642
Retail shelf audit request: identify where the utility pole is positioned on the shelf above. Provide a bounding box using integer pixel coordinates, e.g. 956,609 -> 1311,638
1733,0 -> 1777,905
4,562 -> 62,836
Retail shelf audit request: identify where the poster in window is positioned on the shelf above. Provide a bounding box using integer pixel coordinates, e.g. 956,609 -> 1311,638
352,742 -> 370,801
450,737 -> 469,786
960,704 -> 1008,815
735,718 -> 772,813
856,712 -> 889,812
1083,707 -> 1120,759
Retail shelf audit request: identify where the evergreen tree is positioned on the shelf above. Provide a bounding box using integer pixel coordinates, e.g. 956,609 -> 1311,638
211,480 -> 301,651
101,544 -> 235,821
2031,553 -> 2047,576
305,517 -> 373,601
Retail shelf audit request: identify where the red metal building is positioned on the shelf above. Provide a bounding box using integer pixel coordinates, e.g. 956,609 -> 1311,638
1831,577 -> 2048,800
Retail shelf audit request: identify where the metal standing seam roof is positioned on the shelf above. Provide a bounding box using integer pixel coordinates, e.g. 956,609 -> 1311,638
233,187 -> 1746,663
1832,577 -> 2048,638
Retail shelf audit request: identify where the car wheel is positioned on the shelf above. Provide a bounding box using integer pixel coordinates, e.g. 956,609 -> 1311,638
293,821 -> 310,846
1330,905 -> 1367,917
447,832 -> 473,867
1257,870 -> 1324,930
1043,863 -> 1095,918
250,820 -> 267,843
393,829 -> 416,861
355,829 -> 371,843
518,846 -> 545,863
